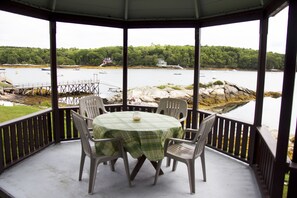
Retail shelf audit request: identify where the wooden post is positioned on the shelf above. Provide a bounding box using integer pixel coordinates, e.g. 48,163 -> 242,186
192,27 -> 201,129
288,125 -> 297,197
122,27 -> 128,111
250,16 -> 268,165
49,20 -> 60,143
272,1 -> 297,197
286,1 -> 297,197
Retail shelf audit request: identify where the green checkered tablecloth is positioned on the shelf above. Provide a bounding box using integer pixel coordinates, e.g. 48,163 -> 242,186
93,111 -> 183,161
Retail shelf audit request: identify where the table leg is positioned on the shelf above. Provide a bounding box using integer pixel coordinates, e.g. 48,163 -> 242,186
150,161 -> 164,175
130,155 -> 164,181
130,155 -> 146,181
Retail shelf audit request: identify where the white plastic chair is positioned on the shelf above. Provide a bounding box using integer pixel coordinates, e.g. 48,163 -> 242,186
156,98 -> 188,166
154,114 -> 216,194
71,110 -> 131,194
79,95 -> 108,132
156,98 -> 188,123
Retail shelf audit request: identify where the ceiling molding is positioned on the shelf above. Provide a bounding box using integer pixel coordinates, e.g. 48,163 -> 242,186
124,0 -> 128,20
194,0 -> 200,19
50,0 -> 56,12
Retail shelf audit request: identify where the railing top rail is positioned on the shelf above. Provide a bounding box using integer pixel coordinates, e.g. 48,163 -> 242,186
257,126 -> 277,157
257,126 -> 290,164
59,104 -> 122,111
0,108 -> 52,127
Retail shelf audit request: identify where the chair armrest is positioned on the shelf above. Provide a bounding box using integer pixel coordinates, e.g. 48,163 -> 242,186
166,137 -> 193,144
90,137 -> 121,143
79,114 -> 94,122
183,128 -> 199,139
90,137 -> 126,155
185,128 -> 198,133
164,137 -> 193,151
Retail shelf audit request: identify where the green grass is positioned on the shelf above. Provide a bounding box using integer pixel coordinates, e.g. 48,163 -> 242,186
0,105 -> 41,123
157,85 -> 166,89
283,173 -> 289,198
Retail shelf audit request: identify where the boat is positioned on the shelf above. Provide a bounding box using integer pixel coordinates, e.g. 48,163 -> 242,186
41,68 -> 50,71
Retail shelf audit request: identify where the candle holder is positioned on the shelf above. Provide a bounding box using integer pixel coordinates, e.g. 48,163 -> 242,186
132,111 -> 141,121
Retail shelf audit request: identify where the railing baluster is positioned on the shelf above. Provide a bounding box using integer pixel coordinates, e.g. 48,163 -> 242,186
240,125 -> 249,159
23,120 -> 29,155
235,123 -> 242,156
33,116 -> 39,150
65,109 -> 72,139
0,128 -> 4,173
28,119 -> 34,152
17,122 -> 24,159
38,115 -> 44,147
228,122 -> 236,153
10,125 -> 17,161
223,119 -> 230,151
43,114 -> 49,145
217,118 -> 224,149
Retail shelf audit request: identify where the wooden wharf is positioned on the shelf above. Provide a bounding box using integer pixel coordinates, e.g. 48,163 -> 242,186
2,80 -> 100,96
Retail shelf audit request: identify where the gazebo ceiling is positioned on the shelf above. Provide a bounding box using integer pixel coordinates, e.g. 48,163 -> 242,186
1,0 -> 288,27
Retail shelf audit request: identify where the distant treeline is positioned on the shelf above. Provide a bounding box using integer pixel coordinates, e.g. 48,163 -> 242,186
0,45 -> 284,70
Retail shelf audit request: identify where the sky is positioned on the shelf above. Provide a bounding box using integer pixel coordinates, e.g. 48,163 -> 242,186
0,7 -> 288,54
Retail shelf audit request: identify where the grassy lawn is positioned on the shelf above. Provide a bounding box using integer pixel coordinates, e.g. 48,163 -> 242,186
0,105 -> 41,123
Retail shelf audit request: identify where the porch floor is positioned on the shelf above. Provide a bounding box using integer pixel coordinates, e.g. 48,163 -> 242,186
0,141 -> 261,198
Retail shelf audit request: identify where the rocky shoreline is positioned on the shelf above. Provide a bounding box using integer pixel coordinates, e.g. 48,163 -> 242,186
106,80 -> 281,113
1,80 -> 281,113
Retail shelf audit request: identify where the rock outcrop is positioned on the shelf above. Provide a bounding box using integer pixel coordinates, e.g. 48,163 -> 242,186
107,81 -> 281,111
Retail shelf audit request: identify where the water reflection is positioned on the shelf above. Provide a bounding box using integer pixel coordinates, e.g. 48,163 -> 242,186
59,96 -> 81,105
210,102 -> 248,114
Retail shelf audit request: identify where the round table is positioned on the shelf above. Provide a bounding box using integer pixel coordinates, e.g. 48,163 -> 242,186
92,111 -> 183,161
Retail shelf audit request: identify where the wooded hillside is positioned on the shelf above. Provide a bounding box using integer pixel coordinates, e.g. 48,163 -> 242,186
0,45 -> 284,70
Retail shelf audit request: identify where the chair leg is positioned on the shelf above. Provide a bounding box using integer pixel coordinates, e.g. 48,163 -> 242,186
88,159 -> 99,194
172,159 -> 178,171
166,157 -> 171,167
187,160 -> 195,194
79,150 -> 86,181
110,159 -> 117,172
153,160 -> 163,185
201,150 -> 206,182
122,153 -> 132,187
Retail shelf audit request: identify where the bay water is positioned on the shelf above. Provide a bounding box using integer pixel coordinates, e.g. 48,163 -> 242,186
1,68 -> 296,134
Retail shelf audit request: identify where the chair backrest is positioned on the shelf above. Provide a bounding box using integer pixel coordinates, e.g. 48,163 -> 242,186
194,114 -> 216,157
79,95 -> 107,119
156,98 -> 188,122
79,95 -> 107,127
71,110 -> 92,156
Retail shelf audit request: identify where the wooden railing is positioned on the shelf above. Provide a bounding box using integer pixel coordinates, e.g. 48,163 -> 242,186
0,105 -> 254,172
252,126 -> 281,196
0,109 -> 53,173
0,105 -> 282,197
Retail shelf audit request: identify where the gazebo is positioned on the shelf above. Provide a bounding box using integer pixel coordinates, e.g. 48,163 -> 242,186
0,0 -> 296,197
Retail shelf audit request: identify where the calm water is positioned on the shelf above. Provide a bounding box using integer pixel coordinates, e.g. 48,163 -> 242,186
1,68 -> 296,134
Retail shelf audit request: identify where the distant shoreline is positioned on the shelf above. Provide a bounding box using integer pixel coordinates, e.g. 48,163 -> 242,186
0,64 -> 260,71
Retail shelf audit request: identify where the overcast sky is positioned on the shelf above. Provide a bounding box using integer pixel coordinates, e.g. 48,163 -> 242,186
0,7 -> 288,54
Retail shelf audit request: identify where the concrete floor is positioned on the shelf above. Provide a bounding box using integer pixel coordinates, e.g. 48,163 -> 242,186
0,141 -> 261,198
